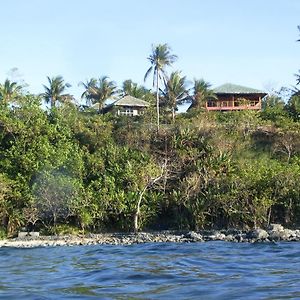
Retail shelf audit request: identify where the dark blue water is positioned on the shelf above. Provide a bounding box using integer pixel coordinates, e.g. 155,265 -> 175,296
0,242 -> 300,299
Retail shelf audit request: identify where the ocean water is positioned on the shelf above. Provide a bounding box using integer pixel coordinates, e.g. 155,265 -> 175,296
0,241 -> 300,299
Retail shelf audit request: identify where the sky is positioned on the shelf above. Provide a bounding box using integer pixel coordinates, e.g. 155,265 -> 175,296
0,0 -> 299,102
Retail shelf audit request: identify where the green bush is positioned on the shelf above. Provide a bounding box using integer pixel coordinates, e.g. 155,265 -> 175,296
0,228 -> 7,240
45,225 -> 81,236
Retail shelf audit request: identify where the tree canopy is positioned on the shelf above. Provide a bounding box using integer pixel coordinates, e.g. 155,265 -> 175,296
0,38 -> 300,237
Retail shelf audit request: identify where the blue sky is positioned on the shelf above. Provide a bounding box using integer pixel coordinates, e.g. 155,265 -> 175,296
0,0 -> 299,101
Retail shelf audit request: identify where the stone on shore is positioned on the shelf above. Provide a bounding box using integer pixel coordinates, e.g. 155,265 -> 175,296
246,229 -> 269,240
1,224 -> 300,248
184,231 -> 203,242
268,224 -> 284,232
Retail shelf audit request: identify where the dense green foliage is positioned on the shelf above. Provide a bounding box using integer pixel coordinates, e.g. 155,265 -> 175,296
0,38 -> 300,237
0,92 -> 300,236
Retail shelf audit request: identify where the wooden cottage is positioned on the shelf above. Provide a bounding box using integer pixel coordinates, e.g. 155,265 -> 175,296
207,83 -> 267,111
103,95 -> 150,116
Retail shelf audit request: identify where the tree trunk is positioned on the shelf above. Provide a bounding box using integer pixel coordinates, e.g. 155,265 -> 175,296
98,101 -> 102,114
156,72 -> 160,131
134,186 -> 148,233
53,212 -> 57,232
267,206 -> 272,226
51,97 -> 56,108
172,107 -> 175,123
133,172 -> 164,233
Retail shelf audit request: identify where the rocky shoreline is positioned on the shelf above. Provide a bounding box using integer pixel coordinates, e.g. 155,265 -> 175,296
0,224 -> 300,248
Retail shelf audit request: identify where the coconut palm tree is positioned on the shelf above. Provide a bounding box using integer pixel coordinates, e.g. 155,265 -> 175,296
122,79 -> 149,99
79,78 -> 98,106
188,79 -> 217,111
80,76 -> 118,113
161,71 -> 189,123
144,43 -> 177,130
42,76 -> 72,108
0,79 -> 23,104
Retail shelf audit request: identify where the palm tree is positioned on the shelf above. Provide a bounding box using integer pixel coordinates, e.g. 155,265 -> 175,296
42,76 -> 72,108
144,43 -> 177,130
161,71 -> 189,123
79,78 -> 98,106
188,79 -> 217,111
122,79 -> 149,99
80,76 -> 118,113
0,79 -> 23,104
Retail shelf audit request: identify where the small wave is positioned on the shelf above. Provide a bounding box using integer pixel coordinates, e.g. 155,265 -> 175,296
0,242 -> 300,299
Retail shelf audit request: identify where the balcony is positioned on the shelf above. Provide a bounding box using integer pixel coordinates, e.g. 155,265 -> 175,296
206,100 -> 261,111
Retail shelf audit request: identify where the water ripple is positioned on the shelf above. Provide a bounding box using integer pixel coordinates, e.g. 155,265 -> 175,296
1,242 -> 300,299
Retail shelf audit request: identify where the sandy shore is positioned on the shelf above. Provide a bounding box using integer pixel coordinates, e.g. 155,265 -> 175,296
1,224 -> 300,248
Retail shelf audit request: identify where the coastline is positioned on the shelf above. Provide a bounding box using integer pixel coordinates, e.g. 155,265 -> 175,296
1,225 -> 300,248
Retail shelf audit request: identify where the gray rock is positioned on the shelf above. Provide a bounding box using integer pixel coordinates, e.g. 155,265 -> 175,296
294,230 -> 300,239
271,229 -> 294,241
247,229 -> 269,240
29,232 -> 39,237
18,232 -> 29,238
213,233 -> 226,241
224,228 -> 243,235
234,234 -> 244,242
224,234 -> 235,242
268,224 -> 284,232
184,231 -> 203,242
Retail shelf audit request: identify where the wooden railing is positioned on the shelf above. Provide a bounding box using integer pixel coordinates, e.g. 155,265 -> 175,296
206,101 -> 261,111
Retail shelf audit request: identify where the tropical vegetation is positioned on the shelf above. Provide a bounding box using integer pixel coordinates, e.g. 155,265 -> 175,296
0,38 -> 300,237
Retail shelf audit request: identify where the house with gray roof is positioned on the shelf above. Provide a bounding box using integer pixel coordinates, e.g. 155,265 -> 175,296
206,83 -> 267,111
103,95 -> 150,116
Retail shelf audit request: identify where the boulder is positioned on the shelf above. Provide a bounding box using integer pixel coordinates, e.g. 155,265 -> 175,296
18,232 -> 29,238
247,228 -> 269,240
213,233 -> 226,241
269,229 -> 294,241
184,231 -> 203,242
29,232 -> 39,237
268,224 -> 284,232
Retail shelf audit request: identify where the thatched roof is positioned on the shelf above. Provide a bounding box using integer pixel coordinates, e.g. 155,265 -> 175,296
213,83 -> 267,95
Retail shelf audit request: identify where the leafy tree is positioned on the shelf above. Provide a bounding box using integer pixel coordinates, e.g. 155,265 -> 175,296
286,94 -> 300,121
0,173 -> 12,234
144,43 -> 177,130
271,162 -> 300,225
42,75 -> 72,108
261,93 -> 285,118
273,121 -> 300,162
32,171 -> 83,229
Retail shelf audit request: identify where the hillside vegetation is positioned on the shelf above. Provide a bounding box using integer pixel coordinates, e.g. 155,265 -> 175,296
0,91 -> 300,236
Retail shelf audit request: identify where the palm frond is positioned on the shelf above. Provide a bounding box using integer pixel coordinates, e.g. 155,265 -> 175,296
144,66 -> 153,82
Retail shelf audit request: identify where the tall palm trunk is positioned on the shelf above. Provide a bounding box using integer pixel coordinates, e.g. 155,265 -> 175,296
172,107 -> 175,123
156,72 -> 160,131
51,97 -> 55,108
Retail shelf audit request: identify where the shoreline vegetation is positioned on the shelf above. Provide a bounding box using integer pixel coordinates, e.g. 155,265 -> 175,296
1,224 -> 300,248
1,40 -> 300,238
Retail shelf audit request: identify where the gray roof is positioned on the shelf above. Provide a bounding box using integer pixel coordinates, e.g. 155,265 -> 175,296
213,83 -> 267,95
113,95 -> 150,107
